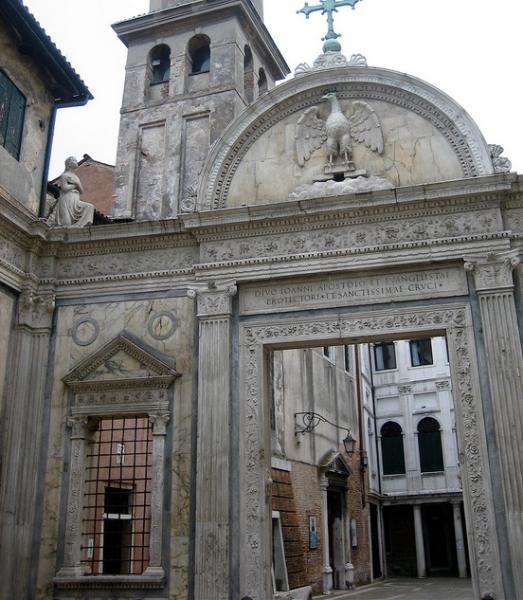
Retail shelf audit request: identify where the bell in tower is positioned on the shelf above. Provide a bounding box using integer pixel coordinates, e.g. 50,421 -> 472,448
112,0 -> 286,220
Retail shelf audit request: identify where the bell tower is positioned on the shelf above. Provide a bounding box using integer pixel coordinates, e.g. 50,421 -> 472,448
111,0 -> 287,220
150,0 -> 264,20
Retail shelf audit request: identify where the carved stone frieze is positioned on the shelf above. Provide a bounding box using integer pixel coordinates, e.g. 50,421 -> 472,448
464,249 -> 520,292
0,234 -> 26,274
239,305 -> 499,598
50,246 -> 198,284
196,283 -> 237,318
17,287 -> 55,330
504,207 -> 523,234
200,207 -> 501,265
75,388 -> 167,410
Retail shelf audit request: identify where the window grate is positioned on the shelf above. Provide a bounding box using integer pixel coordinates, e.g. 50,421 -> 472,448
81,416 -> 152,575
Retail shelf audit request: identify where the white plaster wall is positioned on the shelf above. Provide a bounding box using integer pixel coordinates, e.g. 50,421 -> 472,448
275,346 -> 358,466
371,337 -> 460,497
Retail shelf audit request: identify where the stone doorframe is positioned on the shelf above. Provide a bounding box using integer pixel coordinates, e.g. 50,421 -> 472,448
238,303 -> 501,599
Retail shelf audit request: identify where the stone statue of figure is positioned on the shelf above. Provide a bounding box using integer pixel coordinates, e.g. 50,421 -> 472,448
49,156 -> 94,227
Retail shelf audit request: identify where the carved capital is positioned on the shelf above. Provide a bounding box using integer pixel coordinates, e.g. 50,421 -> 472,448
436,380 -> 450,390
66,416 -> 97,439
17,287 -> 55,330
398,384 -> 413,395
149,412 -> 170,435
464,250 -> 520,292
196,282 -> 237,318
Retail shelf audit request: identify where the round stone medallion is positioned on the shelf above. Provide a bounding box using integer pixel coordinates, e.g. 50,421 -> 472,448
72,317 -> 100,346
148,310 -> 177,341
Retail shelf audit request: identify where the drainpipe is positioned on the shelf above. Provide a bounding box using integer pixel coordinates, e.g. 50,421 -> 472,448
367,344 -> 382,496
38,97 -> 91,219
354,346 -> 366,507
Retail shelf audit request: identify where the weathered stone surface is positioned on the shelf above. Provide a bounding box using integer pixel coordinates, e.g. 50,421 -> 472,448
0,23 -> 54,214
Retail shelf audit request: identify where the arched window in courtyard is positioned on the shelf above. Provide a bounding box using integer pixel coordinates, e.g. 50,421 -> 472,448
188,35 -> 210,74
380,421 -> 405,475
417,417 -> 444,472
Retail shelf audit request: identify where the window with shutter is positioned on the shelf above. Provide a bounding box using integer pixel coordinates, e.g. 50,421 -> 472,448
0,70 -> 25,160
380,421 -> 406,475
417,417 -> 444,472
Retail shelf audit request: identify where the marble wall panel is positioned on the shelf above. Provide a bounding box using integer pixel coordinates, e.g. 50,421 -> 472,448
0,288 -> 15,418
36,295 -> 195,600
227,101 -> 464,207
136,122 -> 167,220
180,114 -> 210,212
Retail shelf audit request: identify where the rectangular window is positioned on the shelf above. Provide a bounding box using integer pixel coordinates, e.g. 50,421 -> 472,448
83,416 -> 152,575
0,70 -> 26,160
410,339 -> 433,367
374,342 -> 396,371
344,345 -> 351,372
323,346 -> 335,362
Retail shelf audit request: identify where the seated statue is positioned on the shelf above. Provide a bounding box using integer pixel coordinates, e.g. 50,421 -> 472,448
48,157 -> 94,227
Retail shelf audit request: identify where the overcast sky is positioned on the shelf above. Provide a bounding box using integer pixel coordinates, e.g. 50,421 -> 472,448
22,0 -> 523,178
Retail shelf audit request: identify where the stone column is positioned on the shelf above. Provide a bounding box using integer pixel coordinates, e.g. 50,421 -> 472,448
194,283 -> 237,600
0,287 -> 54,598
451,501 -> 468,578
413,504 -> 426,578
144,412 -> 170,578
465,250 -> 523,594
56,416 -> 95,579
319,473 -> 333,594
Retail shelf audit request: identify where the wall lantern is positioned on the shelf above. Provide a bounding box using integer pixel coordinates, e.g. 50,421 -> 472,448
295,411 -> 356,455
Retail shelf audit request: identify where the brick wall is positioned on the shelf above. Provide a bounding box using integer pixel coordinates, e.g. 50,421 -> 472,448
272,468 -> 308,589
273,455 -> 372,593
346,452 -> 371,585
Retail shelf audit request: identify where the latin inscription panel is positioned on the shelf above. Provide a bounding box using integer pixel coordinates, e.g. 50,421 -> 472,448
239,267 -> 468,315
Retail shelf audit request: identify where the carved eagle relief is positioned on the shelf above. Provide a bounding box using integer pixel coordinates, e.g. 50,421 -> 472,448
296,92 -> 384,167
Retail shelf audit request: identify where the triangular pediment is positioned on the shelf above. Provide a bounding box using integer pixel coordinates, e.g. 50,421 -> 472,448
63,332 -> 178,389
318,450 -> 352,477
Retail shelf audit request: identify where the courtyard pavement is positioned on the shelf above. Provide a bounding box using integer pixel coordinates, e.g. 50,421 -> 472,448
316,578 -> 473,599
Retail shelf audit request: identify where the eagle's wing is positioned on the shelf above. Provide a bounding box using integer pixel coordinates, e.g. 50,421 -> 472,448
295,106 -> 327,167
348,101 -> 384,155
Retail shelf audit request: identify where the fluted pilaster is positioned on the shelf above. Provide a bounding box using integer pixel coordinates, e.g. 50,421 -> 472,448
0,286 -> 54,598
193,283 -> 236,600
465,250 -> 523,596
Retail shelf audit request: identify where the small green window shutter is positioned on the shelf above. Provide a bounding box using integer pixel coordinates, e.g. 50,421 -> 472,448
0,71 -> 10,147
5,86 -> 25,159
0,70 -> 26,159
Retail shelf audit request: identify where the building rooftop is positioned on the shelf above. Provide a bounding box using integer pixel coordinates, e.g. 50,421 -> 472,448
0,0 -> 93,103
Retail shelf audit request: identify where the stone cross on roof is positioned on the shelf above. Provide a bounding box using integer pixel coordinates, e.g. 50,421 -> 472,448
297,0 -> 362,53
